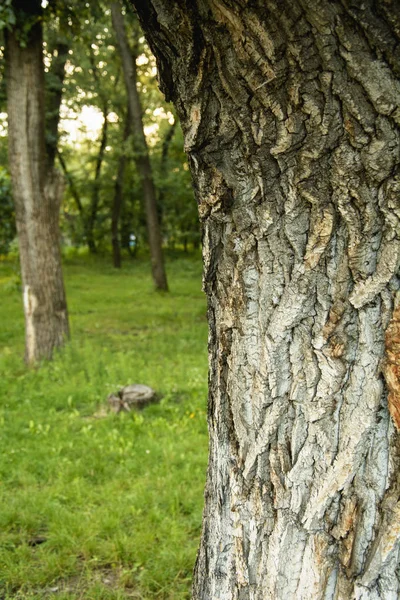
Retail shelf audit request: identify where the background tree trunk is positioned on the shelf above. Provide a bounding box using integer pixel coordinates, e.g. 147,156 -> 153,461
112,111 -> 131,268
57,149 -> 84,218
111,0 -> 168,291
158,118 -> 177,223
86,105 -> 109,254
6,2 -> 69,365
132,1 -> 400,598
158,118 -> 177,241
46,41 -> 69,169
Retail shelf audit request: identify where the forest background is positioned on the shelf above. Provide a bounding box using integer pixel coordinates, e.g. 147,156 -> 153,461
0,2 -> 207,599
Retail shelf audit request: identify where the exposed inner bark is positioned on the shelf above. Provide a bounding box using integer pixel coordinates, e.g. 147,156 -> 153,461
385,299 -> 400,431
132,0 -> 400,598
6,7 -> 69,365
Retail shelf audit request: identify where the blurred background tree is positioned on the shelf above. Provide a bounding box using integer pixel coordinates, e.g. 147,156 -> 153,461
0,1 -> 198,265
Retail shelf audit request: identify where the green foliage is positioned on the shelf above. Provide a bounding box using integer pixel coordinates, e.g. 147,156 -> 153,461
1,1 -> 197,258
0,167 -> 16,255
0,0 -> 16,32
0,255 -> 208,599
4,0 -> 43,49
154,123 -> 200,250
55,4 -> 198,255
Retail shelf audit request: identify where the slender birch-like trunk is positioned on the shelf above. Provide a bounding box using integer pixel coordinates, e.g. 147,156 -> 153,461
86,105 -> 109,254
132,1 -> 400,598
111,0 -> 168,291
112,112 -> 131,268
158,119 -> 176,219
46,41 -> 69,170
5,2 -> 69,364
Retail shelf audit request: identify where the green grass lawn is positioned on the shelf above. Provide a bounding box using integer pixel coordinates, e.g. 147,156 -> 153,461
0,253 -> 209,599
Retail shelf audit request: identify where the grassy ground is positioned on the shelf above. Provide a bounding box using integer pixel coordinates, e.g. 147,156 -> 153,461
0,253 -> 209,599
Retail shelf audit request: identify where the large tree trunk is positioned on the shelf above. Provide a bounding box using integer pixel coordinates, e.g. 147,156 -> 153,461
111,0 -> 168,291
132,1 -> 400,598
6,2 -> 69,365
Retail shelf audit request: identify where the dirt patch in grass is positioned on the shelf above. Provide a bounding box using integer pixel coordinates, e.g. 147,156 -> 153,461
25,567 -> 143,599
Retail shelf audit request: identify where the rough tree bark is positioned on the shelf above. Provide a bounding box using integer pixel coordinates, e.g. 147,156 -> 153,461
132,1 -> 400,598
5,0 -> 69,364
111,0 -> 168,290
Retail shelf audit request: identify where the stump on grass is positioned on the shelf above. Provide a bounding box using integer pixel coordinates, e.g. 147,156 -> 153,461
108,384 -> 157,413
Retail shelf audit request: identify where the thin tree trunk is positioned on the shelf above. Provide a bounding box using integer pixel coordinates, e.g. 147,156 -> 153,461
57,150 -> 84,217
133,1 -> 400,598
161,120 -> 176,168
158,119 -> 176,224
46,41 -> 69,169
57,149 -> 90,246
112,112 -> 131,268
86,106 -> 108,254
5,4 -> 69,365
121,207 -> 139,258
111,0 -> 168,291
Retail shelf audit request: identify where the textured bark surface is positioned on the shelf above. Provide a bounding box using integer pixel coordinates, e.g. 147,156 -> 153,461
112,1 -> 168,290
6,5 -> 69,365
132,1 -> 400,598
